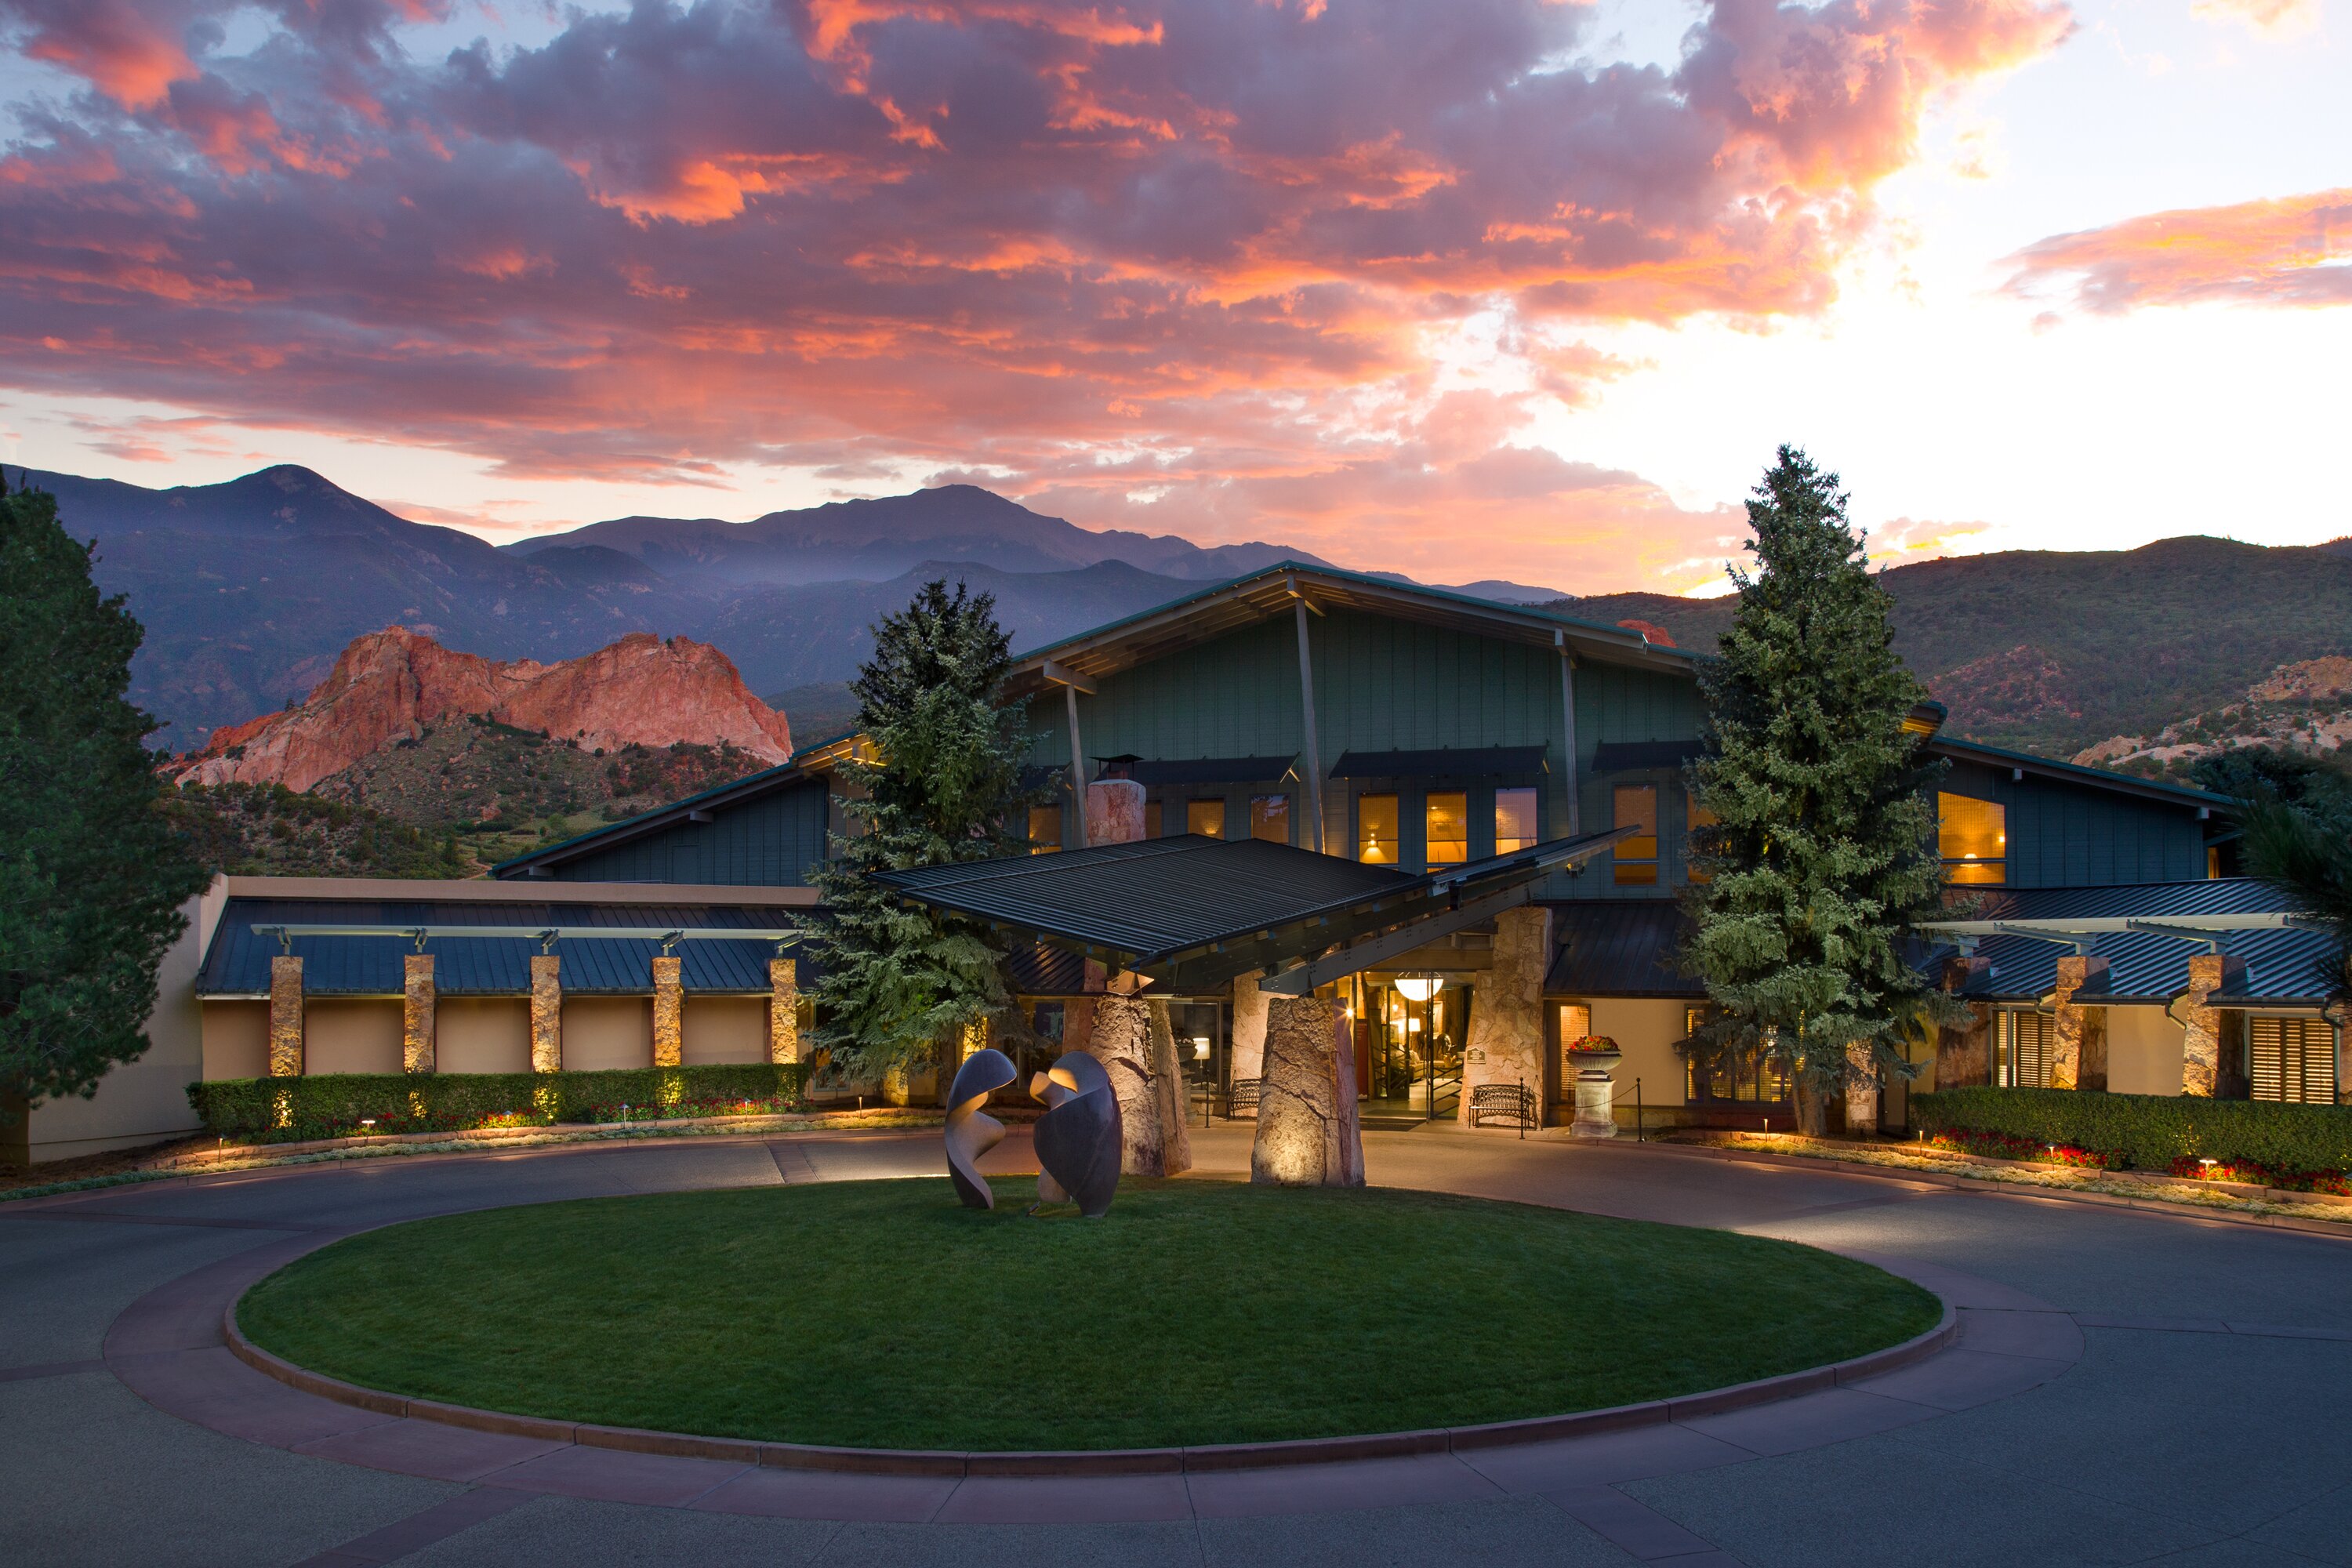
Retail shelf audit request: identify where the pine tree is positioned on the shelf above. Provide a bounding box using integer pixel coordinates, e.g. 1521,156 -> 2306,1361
1681,447 -> 1959,1136
1,472 -> 210,1114
800,579 -> 1041,1083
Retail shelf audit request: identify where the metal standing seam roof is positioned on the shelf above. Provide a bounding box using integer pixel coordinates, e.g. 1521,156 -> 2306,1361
1544,902 -> 1704,998
1328,746 -> 1548,779
196,898 -> 815,997
1928,880 -> 2336,1004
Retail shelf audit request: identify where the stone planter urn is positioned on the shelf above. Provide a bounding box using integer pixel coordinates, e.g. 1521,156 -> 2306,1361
1563,1040 -> 1622,1140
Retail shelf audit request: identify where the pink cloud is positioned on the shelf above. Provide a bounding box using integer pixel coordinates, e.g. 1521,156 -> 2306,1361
2005,187 -> 2352,314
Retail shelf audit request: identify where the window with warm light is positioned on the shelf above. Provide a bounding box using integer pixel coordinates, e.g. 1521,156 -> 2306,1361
1613,784 -> 1658,884
1685,797 -> 1718,884
1187,797 -> 1226,839
1495,787 -> 1538,854
1939,792 -> 2006,884
1250,793 -> 1290,844
1027,804 -> 1062,854
1358,793 -> 1399,862
1425,791 -> 1468,865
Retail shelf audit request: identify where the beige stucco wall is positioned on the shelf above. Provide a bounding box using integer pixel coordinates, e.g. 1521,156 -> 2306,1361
437,998 -> 532,1075
303,1000 -> 404,1076
2107,1004 -> 2187,1098
203,1000 -> 270,1081
1587,998 -> 1690,1108
561,996 -> 653,1072
683,996 -> 768,1065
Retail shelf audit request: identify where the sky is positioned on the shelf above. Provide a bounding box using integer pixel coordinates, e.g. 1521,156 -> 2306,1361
0,0 -> 2343,596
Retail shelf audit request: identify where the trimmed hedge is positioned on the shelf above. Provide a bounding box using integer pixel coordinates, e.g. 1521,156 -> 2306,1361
188,1063 -> 810,1144
1912,1087 -> 2352,1176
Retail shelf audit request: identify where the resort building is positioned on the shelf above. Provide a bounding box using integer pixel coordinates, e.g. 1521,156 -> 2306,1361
13,564 -> 2341,1165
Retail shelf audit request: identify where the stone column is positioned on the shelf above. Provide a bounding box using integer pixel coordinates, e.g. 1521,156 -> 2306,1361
530,954 -> 562,1073
1459,906 -> 1549,1128
1146,998 -> 1194,1175
652,956 -> 684,1067
2180,953 -> 2248,1098
1935,959 -> 1993,1088
768,957 -> 800,1064
1843,1040 -> 1878,1135
1230,971 -> 1269,1082
1089,992 -> 1190,1175
2049,956 -> 2110,1091
1085,779 -> 1147,846
402,953 -> 436,1074
1251,996 -> 1365,1186
268,955 -> 303,1078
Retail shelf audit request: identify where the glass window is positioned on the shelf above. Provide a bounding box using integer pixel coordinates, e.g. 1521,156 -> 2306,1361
1425,791 -> 1468,865
1250,793 -> 1290,844
1939,792 -> 2006,884
1686,798 -> 1718,884
1145,801 -> 1163,839
1495,787 -> 1538,854
1027,804 -> 1062,854
1613,784 -> 1658,885
1032,1001 -> 1065,1043
1187,797 -> 1226,839
1358,793 -> 1400,863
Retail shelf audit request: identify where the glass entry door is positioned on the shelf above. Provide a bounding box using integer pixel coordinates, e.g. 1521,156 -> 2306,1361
1360,978 -> 1473,1120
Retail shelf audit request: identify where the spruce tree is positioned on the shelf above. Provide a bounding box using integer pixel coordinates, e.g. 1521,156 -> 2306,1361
1682,447 -> 1958,1136
1,472 -> 210,1114
800,579 -> 1040,1083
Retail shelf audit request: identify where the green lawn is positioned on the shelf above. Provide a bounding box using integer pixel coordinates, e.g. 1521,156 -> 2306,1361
238,1178 -> 1939,1450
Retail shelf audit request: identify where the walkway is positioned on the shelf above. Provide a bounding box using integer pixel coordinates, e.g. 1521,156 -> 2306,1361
5,1123 -> 2350,1566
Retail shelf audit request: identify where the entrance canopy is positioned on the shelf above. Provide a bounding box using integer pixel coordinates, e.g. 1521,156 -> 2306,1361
873,829 -> 1632,996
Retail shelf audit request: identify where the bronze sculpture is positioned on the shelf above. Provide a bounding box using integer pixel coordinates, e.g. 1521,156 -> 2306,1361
1029,1050 -> 1122,1218
944,1046 -> 1018,1208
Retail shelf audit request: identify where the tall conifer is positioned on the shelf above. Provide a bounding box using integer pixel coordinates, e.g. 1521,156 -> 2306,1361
1682,448 -> 1956,1135
800,579 -> 1040,1083
1,473 -> 209,1114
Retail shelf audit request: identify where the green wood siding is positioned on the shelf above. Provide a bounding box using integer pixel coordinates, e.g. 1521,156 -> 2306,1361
543,777 -> 831,885
1940,760 -> 2204,887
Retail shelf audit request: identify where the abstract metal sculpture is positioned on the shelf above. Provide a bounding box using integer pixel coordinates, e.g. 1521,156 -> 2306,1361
1029,1050 -> 1123,1218
944,1047 -> 1018,1208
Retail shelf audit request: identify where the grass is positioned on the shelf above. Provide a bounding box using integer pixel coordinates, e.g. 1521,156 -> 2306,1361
240,1178 -> 1937,1450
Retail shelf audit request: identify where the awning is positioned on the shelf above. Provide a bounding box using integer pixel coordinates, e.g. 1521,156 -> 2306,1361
874,828 -> 1633,995
1327,746 -> 1547,779
1591,739 -> 1704,771
1097,756 -> 1298,786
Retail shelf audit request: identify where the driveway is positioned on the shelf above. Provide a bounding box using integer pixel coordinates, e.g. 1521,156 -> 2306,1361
5,1123 -> 2348,1566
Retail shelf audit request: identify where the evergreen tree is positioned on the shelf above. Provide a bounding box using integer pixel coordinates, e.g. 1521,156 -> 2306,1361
2231,777 -> 2352,998
1,472 -> 210,1113
800,579 -> 1041,1083
1681,448 -> 1958,1136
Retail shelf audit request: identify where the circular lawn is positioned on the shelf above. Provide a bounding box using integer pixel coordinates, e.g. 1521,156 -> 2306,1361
238,1178 -> 1940,1451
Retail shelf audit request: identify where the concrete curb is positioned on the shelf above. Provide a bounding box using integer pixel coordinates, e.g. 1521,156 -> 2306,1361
223,1290 -> 1958,1478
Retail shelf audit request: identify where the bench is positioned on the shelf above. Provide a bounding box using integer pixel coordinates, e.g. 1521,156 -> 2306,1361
1468,1082 -> 1537,1131
1226,1077 -> 1261,1116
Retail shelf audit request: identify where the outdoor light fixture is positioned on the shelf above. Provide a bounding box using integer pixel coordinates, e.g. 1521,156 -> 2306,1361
1394,974 -> 1444,1003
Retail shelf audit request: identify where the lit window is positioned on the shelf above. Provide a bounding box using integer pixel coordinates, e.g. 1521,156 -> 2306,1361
1027,804 -> 1062,854
1613,784 -> 1658,885
1557,1003 -> 1594,1083
1145,801 -> 1163,839
1188,798 -> 1227,839
1939,793 -> 2006,884
1495,787 -> 1538,854
1359,793 -> 1400,863
1425,791 -> 1468,865
1250,793 -> 1290,844
1686,797 -> 1719,884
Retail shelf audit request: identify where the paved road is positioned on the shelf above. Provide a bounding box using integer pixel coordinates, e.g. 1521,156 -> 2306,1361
5,1123 -> 2350,1566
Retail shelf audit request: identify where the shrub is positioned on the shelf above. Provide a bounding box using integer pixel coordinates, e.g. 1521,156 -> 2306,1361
1912,1087 -> 2352,1178
188,1063 -> 810,1144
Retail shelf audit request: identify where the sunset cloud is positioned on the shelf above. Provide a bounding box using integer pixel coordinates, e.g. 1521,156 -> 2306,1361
0,0 -> 2073,582
2004,187 -> 2352,314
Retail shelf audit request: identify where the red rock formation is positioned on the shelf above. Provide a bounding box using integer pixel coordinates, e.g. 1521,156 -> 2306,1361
173,628 -> 793,793
1615,619 -> 1677,648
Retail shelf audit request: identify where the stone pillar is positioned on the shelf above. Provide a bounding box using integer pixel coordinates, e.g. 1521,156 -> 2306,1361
2180,953 -> 2248,1098
530,954 -> 562,1073
1090,992 -> 1191,1176
768,957 -> 800,1064
2049,956 -> 2111,1091
1230,971 -> 1269,1083
401,953 -> 436,1074
652,956 -> 684,1067
1843,1040 -> 1878,1135
1935,961 -> 1993,1088
1459,906 -> 1549,1127
268,955 -> 303,1078
1251,996 -> 1365,1186
1147,998 -> 1194,1175
1085,779 -> 1147,846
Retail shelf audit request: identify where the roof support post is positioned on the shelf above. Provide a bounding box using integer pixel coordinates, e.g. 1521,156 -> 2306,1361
1062,680 -> 1090,850
1294,593 -> 1326,854
1555,632 -> 1581,837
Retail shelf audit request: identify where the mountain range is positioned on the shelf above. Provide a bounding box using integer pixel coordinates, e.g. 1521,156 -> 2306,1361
20,460 -> 2352,766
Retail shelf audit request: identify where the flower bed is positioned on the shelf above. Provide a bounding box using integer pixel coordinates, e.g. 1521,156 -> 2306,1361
2166,1155 -> 2352,1196
188,1064 -> 811,1144
1927,1127 -> 2125,1169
